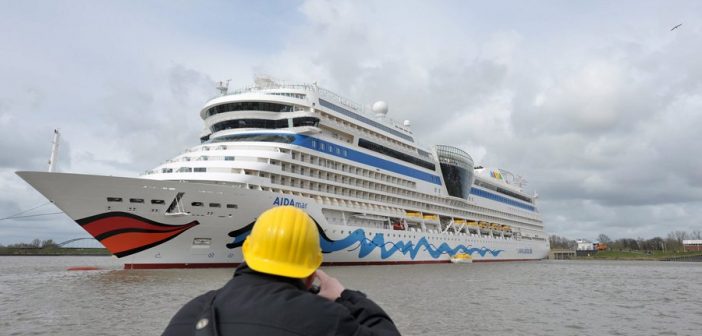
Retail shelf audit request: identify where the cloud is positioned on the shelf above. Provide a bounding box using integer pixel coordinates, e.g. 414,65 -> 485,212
1,0 -> 701,244
260,0 -> 702,240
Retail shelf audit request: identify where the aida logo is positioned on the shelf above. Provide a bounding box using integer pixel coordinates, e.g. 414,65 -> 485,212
490,170 -> 503,180
272,196 -> 308,209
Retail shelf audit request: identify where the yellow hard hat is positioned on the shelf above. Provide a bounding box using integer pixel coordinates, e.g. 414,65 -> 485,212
242,206 -> 323,278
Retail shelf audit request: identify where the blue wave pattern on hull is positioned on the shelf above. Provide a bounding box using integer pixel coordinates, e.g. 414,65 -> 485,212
320,229 -> 503,259
227,225 -> 503,259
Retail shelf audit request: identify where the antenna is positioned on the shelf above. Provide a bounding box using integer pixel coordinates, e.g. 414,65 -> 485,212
216,80 -> 231,96
48,129 -> 60,172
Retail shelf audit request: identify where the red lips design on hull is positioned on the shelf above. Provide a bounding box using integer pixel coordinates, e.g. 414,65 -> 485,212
76,212 -> 199,258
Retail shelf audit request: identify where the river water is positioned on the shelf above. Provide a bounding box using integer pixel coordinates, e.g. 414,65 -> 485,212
1,256 -> 700,336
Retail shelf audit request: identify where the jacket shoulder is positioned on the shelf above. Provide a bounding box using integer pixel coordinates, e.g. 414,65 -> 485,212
162,290 -> 217,334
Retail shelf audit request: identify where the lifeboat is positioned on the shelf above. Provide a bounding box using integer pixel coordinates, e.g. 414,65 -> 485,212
405,211 -> 423,218
478,221 -> 491,233
450,252 -> 473,264
423,214 -> 439,222
490,223 -> 503,233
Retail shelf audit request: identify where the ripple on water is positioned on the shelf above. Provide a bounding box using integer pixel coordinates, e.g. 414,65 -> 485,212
2,257 -> 702,335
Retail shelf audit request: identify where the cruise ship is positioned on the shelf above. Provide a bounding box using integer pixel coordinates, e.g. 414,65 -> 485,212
18,78 -> 549,268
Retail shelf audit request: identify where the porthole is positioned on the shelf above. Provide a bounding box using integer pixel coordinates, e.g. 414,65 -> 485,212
107,197 -> 123,202
129,198 -> 144,203
191,202 -> 204,207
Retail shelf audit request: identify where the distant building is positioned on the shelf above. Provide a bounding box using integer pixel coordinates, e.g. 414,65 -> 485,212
682,240 -> 702,252
594,242 -> 608,251
576,239 -> 596,256
576,239 -> 594,251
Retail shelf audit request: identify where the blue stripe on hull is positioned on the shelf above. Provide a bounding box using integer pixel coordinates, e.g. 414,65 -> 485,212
291,134 -> 442,185
470,187 -> 536,211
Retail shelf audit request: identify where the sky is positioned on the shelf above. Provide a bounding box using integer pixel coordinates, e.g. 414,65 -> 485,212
1,0 -> 701,245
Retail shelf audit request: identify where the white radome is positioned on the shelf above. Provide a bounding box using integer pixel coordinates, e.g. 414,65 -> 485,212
372,101 -> 389,117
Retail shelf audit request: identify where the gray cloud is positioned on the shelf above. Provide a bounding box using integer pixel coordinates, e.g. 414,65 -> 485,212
262,0 -> 702,240
1,0 -> 701,244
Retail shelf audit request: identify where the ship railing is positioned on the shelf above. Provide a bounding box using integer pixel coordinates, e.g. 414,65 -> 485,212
318,90 -> 418,140
317,87 -> 364,113
215,83 -> 318,100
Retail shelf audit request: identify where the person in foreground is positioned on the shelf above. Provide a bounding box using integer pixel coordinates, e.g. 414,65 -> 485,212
162,206 -> 401,336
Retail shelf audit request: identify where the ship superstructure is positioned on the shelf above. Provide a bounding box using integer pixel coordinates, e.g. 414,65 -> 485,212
18,78 -> 548,268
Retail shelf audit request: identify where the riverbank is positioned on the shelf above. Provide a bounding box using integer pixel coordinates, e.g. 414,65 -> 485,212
0,247 -> 110,256
575,250 -> 702,261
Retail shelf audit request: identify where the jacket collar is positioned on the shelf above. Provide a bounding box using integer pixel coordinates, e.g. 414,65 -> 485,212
234,263 -> 307,290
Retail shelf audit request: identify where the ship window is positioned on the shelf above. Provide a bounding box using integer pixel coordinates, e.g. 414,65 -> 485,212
191,202 -> 204,207
293,117 -> 320,127
107,197 -> 123,202
209,203 -> 221,208
211,118 -> 290,132
358,138 -> 436,171
177,167 -> 193,173
267,92 -> 306,99
206,133 -> 296,144
151,199 -> 165,204
192,238 -> 211,246
161,168 -> 173,173
206,101 -> 294,117
194,167 -> 207,172
225,156 -> 235,161
226,204 -> 238,209
129,198 -> 144,203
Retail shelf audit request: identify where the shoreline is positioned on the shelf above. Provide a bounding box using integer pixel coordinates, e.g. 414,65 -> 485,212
553,250 -> 702,261
3,248 -> 701,261
0,247 -> 111,256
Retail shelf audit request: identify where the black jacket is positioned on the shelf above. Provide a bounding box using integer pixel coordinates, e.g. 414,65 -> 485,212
163,265 -> 401,336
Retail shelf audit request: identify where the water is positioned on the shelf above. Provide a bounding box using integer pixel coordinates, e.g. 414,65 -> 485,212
1,257 -> 701,336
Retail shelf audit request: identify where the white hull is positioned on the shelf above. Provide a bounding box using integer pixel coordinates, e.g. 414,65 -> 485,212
18,171 -> 549,268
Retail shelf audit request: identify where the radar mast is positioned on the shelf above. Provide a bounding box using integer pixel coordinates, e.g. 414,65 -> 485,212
216,79 -> 231,96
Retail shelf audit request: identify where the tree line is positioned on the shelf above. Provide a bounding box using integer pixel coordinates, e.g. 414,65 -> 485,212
550,230 -> 701,252
0,239 -> 58,249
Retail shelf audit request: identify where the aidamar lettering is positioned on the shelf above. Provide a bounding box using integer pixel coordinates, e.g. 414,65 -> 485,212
517,248 -> 533,254
272,197 -> 307,209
